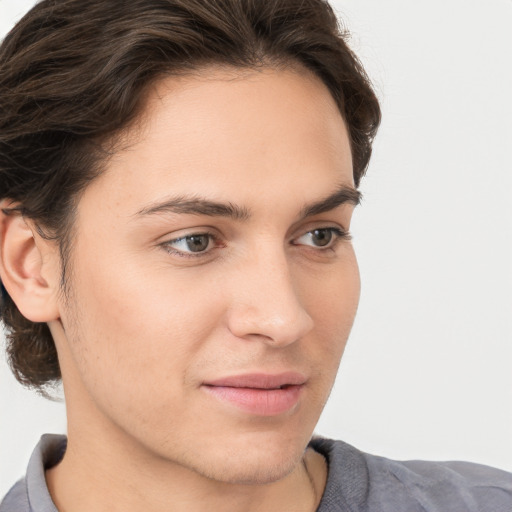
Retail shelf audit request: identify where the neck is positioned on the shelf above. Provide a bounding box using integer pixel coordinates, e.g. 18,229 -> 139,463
46,425 -> 326,512
46,334 -> 327,512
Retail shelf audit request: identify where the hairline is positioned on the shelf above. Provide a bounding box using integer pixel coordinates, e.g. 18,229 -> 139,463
56,59 -> 354,292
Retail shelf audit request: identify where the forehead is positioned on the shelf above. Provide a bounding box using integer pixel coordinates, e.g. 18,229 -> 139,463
83,66 -> 353,216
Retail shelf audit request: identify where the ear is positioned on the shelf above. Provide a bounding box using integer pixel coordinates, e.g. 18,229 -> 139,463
0,202 -> 60,322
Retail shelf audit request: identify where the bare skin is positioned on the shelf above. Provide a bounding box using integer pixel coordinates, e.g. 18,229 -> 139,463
1,65 -> 359,512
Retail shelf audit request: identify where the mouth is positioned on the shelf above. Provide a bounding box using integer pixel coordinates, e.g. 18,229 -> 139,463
201,372 -> 306,416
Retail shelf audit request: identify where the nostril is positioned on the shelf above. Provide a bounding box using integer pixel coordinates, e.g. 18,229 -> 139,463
226,285 -> 314,346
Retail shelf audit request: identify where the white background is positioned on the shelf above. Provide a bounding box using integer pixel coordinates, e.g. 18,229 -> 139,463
1,0 -> 511,497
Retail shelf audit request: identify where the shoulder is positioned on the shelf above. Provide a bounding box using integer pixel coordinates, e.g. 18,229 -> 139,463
310,437 -> 512,512
0,434 -> 65,512
364,450 -> 512,512
0,479 -> 29,512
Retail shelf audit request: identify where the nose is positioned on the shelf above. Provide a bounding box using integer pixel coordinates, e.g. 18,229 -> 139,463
226,249 -> 314,347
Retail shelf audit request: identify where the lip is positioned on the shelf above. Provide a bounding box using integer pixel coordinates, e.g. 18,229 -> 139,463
202,372 -> 306,416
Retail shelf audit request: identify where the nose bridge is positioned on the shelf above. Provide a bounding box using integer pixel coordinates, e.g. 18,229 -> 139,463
227,243 -> 314,346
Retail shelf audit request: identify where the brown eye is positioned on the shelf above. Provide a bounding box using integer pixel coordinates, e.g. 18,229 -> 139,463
293,227 -> 348,249
185,235 -> 210,252
163,233 -> 216,257
310,229 -> 333,247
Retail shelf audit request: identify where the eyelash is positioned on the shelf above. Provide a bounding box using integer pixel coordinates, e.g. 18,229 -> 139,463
161,231 -> 221,259
161,227 -> 351,260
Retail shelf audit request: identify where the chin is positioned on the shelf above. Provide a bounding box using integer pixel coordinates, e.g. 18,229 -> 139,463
177,429 -> 310,485
198,447 -> 303,485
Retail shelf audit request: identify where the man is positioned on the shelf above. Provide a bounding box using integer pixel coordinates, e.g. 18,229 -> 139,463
0,1 -> 510,511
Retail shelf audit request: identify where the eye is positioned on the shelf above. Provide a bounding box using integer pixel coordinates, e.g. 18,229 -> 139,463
162,232 -> 217,257
293,227 -> 349,249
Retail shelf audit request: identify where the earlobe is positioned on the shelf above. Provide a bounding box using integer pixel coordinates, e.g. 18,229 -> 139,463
0,205 -> 60,323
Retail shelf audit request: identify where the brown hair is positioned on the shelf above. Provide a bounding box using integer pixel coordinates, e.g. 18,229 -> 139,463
0,0 -> 381,392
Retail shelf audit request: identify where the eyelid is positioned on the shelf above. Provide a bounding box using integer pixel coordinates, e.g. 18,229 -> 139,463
292,227 -> 351,249
159,224 -> 351,260
160,231 -> 222,258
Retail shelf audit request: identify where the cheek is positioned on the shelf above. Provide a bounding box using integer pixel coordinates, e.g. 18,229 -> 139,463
63,254 -> 226,402
302,249 -> 360,335
295,249 -> 360,383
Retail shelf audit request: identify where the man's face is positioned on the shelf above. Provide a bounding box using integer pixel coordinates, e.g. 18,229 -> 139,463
52,66 -> 360,484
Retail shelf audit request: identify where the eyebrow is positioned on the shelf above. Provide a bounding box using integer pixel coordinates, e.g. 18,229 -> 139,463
299,185 -> 361,218
136,196 -> 251,220
135,184 -> 361,221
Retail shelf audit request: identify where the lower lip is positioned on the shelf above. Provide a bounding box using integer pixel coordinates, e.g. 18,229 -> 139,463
202,385 -> 303,416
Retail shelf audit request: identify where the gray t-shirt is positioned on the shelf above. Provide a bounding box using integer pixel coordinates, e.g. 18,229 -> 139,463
2,434 -> 511,511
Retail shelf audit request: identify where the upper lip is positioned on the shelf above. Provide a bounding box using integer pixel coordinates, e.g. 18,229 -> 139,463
203,372 -> 307,390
